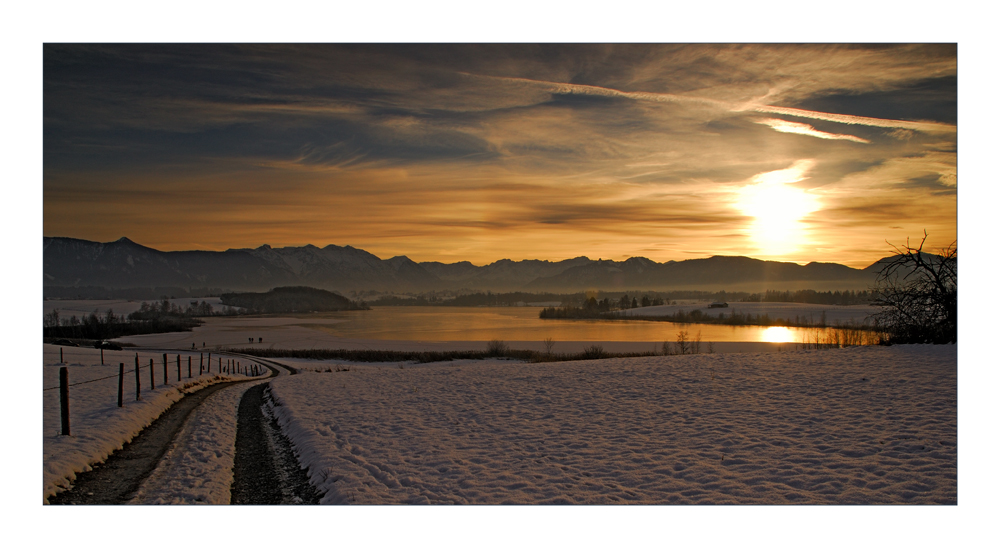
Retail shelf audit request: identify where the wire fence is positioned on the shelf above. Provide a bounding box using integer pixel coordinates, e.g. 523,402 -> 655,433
45,352 -> 268,390
43,369 -> 138,391
47,350 -> 268,436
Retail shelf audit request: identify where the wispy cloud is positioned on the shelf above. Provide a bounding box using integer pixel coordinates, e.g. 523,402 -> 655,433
43,44 -> 956,267
751,105 -> 955,134
461,72 -> 957,136
754,118 -> 870,143
459,72 -> 732,109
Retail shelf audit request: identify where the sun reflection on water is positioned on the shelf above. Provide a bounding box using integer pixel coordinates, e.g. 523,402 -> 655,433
760,326 -> 795,343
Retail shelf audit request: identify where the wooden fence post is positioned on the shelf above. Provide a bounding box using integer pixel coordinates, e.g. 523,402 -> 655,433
176,355 -> 181,381
60,347 -> 63,363
200,353 -> 204,372
60,367 -> 70,435
118,363 -> 124,408
135,357 -> 141,400
188,355 -> 192,378
208,353 -> 212,373
150,358 -> 155,390
101,347 -> 104,365
162,354 -> 167,383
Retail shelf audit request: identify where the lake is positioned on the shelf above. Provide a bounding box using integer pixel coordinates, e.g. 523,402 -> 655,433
294,306 -> 841,344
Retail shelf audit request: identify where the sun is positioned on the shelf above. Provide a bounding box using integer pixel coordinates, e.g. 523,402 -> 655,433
736,160 -> 821,257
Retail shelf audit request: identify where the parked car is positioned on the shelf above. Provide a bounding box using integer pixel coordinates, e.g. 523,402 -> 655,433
708,302 -> 729,308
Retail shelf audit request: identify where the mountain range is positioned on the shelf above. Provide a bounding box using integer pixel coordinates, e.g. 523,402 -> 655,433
43,237 -> 891,297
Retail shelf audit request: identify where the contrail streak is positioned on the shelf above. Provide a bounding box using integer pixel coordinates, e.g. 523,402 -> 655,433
463,73 -> 956,135
752,105 -> 954,134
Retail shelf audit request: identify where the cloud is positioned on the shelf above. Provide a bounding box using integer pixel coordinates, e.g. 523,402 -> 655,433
754,119 -> 870,143
460,72 -> 732,110
461,71 -> 957,137
750,105 -> 955,134
43,44 -> 956,267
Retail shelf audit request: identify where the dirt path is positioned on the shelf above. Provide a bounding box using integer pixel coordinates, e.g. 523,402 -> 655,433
230,383 -> 321,504
48,353 -> 310,505
47,380 -> 240,504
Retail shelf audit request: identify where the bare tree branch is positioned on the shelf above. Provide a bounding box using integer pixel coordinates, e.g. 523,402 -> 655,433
869,231 -> 956,344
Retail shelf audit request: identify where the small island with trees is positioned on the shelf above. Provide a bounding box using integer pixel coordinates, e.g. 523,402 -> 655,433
220,286 -> 369,314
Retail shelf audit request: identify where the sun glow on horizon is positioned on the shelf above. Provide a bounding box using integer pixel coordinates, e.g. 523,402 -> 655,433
737,160 -> 821,257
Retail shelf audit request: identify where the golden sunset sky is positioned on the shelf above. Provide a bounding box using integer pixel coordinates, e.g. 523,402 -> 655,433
43,44 -> 957,268
14,3 -> 995,543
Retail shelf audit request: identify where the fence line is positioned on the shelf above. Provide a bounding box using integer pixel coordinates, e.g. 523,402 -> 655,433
45,353 -> 262,390
51,352 -> 265,436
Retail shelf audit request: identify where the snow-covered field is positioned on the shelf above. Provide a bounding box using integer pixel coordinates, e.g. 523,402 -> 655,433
267,345 -> 956,504
42,344 -> 267,502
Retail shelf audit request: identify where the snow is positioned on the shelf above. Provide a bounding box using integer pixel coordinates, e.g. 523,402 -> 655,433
42,344 -> 268,502
128,380 -> 268,504
266,345 -> 956,504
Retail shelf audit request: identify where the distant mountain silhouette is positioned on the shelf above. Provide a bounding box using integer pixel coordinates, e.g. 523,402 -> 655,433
523,255 -> 876,292
43,237 -> 894,296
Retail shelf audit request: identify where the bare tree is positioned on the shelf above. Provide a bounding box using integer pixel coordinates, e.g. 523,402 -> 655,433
675,330 -> 690,354
44,309 -> 60,328
870,231 -> 956,344
543,337 -> 556,354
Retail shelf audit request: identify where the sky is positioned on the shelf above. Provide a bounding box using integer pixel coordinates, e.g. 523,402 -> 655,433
43,44 -> 957,268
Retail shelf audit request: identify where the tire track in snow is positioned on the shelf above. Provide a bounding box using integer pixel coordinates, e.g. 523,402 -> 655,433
230,357 -> 321,504
47,380 -> 240,504
48,352 -> 283,504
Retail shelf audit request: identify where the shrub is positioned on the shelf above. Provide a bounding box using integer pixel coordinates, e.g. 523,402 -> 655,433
582,345 -> 605,359
486,339 -> 509,356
